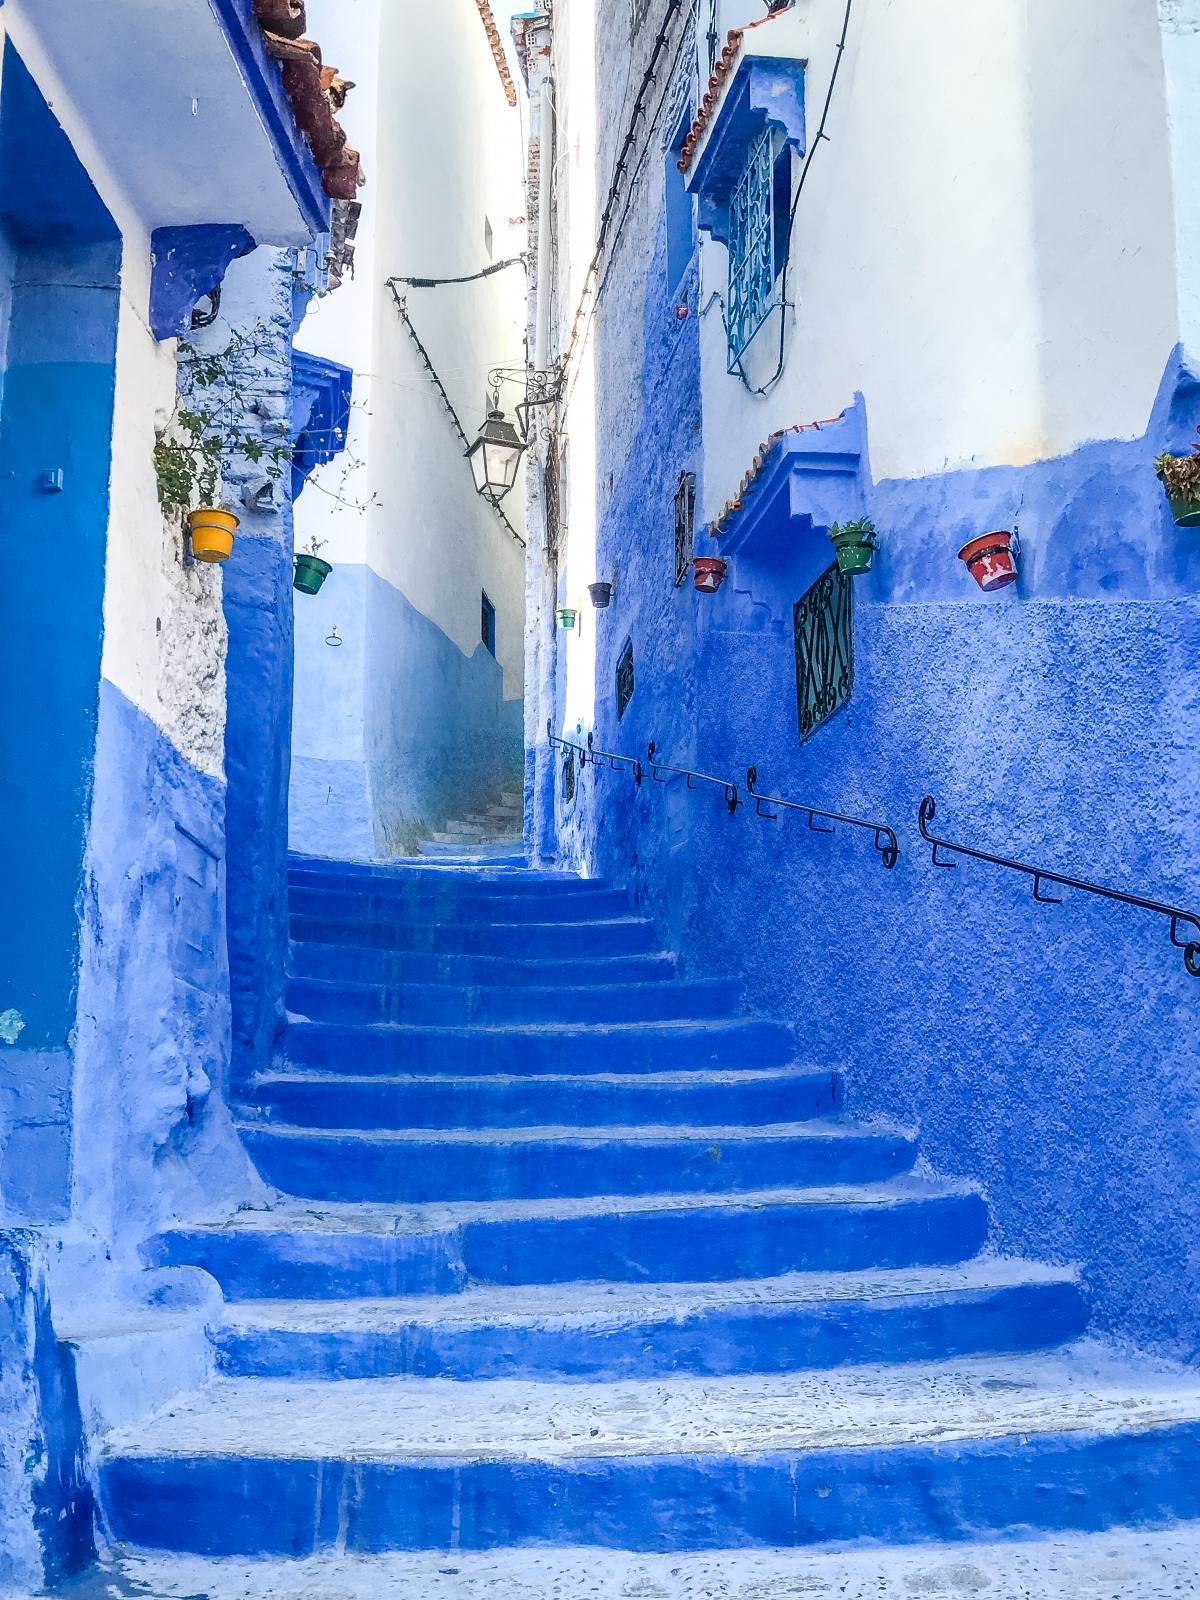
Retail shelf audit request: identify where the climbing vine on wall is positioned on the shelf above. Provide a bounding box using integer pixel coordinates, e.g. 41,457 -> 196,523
153,328 -> 294,516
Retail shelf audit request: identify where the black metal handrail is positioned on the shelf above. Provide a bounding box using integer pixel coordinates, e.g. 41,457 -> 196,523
747,768 -> 899,869
647,740 -> 740,814
587,732 -> 642,784
919,796 -> 1200,977
546,721 -> 589,764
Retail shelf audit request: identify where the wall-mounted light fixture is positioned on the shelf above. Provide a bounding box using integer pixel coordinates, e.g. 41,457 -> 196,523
467,397 -> 525,503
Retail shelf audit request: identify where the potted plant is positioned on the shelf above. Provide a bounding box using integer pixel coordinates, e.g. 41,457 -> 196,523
186,506 -> 240,563
827,517 -> 876,575
958,531 -> 1018,592
692,556 -> 727,593
154,334 -> 292,565
588,581 -> 613,608
1155,431 -> 1200,526
556,605 -> 577,630
294,539 -> 333,595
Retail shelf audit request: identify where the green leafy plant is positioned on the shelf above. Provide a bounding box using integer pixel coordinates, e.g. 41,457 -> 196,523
828,517 -> 876,543
154,333 -> 292,517
1155,429 -> 1200,504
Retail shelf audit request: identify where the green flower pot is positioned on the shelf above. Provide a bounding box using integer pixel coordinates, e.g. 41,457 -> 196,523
294,554 -> 333,595
828,528 -> 875,574
1165,489 -> 1200,528
556,606 -> 577,630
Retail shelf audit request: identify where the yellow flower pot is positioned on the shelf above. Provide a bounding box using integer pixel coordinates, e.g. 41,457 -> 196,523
188,507 -> 239,564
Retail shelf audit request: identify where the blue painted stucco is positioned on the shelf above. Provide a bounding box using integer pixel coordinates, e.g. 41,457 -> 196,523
148,224 -> 256,340
550,111 -> 1200,1363
290,564 -> 523,857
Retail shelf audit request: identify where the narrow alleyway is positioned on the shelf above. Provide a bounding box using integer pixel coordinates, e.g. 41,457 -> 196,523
80,851 -> 1200,1585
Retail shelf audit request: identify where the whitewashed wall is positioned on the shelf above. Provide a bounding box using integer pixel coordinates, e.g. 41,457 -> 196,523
294,0 -> 528,851
697,0 -> 1180,514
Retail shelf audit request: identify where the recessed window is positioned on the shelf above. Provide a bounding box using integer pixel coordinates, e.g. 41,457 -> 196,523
727,128 -> 791,370
481,591 -> 496,656
664,109 -> 696,292
616,636 -> 635,720
562,750 -> 575,803
674,471 -> 695,587
794,563 -> 854,742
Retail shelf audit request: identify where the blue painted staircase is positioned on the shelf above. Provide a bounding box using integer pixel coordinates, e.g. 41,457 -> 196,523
98,854 -> 1200,1568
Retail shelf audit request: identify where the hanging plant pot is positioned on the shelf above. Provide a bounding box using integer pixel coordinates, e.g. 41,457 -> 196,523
588,581 -> 613,608
556,606 -> 577,630
692,556 -> 727,593
188,507 -> 239,564
958,531 -> 1017,592
294,553 -> 333,595
828,518 -> 876,575
1155,452 -> 1200,526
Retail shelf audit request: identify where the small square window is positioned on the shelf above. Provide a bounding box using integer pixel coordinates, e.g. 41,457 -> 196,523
481,591 -> 496,656
484,215 -> 494,260
616,636 -> 635,720
674,471 -> 695,587
794,563 -> 854,742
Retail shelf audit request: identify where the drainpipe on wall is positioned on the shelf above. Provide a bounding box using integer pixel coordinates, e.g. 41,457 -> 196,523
534,74 -> 555,375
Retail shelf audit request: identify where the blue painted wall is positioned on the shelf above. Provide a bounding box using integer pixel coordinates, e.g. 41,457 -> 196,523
290,564 -> 523,857
0,44 -> 121,1223
559,148 -> 1200,1361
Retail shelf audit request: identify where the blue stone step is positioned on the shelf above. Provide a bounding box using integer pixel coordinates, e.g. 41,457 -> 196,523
236,1120 -> 915,1203
289,914 -> 658,958
242,1066 -> 839,1130
285,975 -> 744,1027
144,1179 -> 989,1298
289,885 -> 632,925
289,858 -> 577,893
288,941 -> 678,989
214,1261 -> 1089,1381
98,1354 -> 1200,1555
282,1018 -> 797,1076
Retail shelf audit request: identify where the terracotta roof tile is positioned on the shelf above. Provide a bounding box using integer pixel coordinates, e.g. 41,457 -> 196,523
678,4 -> 794,175
253,0 -> 367,211
709,417 -> 845,537
474,0 -> 518,107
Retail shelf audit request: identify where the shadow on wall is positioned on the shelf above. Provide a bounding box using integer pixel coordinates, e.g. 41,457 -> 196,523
291,566 -> 523,859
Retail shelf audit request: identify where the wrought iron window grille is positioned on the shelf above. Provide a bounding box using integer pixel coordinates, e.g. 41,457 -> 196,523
794,561 -> 854,742
562,750 -> 576,803
727,127 -> 781,370
616,638 -> 636,719
674,471 -> 696,587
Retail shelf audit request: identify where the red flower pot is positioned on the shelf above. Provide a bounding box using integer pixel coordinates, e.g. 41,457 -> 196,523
693,556 -> 727,594
958,531 -> 1017,592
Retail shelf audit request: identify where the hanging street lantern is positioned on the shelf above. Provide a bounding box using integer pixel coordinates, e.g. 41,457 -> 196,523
467,398 -> 525,502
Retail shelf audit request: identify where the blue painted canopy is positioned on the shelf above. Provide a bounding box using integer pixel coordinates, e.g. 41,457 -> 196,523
149,225 -> 256,340
291,350 -> 353,498
686,55 -> 806,247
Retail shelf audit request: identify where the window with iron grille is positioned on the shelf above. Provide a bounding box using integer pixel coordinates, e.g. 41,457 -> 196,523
616,637 -> 635,720
674,471 -> 695,587
727,127 -> 790,370
794,562 -> 854,742
562,750 -> 576,804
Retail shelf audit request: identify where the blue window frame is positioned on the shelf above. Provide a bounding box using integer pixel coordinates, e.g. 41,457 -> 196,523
481,591 -> 496,656
727,127 -> 790,370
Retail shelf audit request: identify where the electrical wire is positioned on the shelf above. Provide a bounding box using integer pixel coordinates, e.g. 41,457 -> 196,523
386,283 -> 527,549
733,0 -> 855,396
386,257 -> 526,290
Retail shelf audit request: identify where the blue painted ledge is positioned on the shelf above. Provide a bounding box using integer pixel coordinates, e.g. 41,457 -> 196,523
149,225 -> 256,340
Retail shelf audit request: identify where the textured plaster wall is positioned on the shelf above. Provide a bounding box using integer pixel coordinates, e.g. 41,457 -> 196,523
216,250 -> 304,1090
545,0 -> 1200,1359
696,0 -> 1178,506
292,0 -> 526,855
